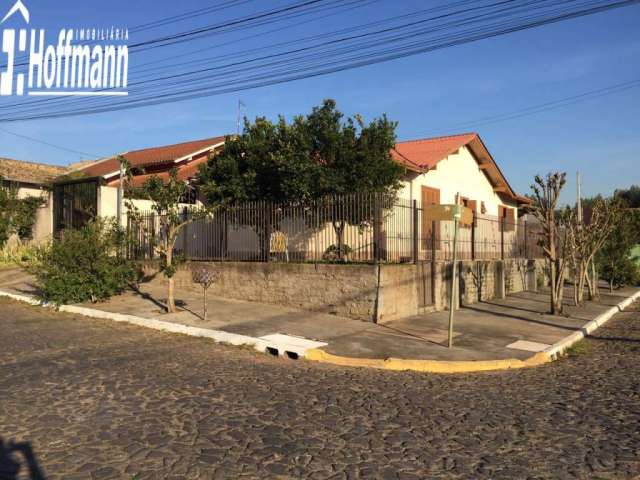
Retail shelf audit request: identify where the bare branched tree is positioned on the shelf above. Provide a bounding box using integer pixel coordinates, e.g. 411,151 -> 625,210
530,172 -> 568,314
567,198 -> 622,305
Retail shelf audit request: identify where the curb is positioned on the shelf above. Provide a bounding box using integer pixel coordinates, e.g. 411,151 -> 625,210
2,288 -> 638,374
306,289 -> 640,373
0,290 -> 269,353
304,349 -> 551,373
544,289 -> 640,358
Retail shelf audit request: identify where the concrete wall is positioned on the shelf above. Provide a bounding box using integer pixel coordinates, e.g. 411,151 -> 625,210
7,187 -> 52,245
142,258 -> 546,324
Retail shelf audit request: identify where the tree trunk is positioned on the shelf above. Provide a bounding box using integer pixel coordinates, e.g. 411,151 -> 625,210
549,257 -> 558,314
332,221 -> 346,260
167,277 -> 176,313
166,232 -> 176,313
554,258 -> 565,314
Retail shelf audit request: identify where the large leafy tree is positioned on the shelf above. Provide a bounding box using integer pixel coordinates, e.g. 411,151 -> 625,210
197,99 -> 403,259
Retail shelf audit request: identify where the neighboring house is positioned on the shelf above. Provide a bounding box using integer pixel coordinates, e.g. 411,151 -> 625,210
0,157 -> 67,243
393,133 -> 529,215
53,136 -> 226,233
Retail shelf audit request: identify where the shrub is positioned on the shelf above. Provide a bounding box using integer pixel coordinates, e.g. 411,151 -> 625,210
30,219 -> 137,305
322,243 -> 354,262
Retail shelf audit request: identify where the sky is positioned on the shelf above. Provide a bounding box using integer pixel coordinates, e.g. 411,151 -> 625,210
0,0 -> 639,205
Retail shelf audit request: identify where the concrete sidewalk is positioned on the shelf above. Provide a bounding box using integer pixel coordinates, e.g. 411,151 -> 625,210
1,267 -> 638,365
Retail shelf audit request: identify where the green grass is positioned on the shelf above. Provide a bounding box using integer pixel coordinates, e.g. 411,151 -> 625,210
565,340 -> 589,357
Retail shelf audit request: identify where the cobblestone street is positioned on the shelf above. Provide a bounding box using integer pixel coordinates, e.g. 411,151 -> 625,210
1,298 -> 639,480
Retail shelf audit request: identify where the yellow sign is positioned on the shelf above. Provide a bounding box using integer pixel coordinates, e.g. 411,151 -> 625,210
423,204 -> 473,225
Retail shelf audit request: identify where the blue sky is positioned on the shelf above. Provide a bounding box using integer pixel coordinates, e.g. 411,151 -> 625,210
0,0 -> 639,204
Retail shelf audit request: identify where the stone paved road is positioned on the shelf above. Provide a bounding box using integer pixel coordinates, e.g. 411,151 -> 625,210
1,299 -> 639,480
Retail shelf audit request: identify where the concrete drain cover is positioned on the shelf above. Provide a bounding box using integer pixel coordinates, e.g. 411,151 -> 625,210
259,333 -> 328,359
506,340 -> 550,352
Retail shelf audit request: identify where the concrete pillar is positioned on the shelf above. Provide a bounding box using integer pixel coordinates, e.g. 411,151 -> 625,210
497,261 -> 506,299
527,259 -> 537,292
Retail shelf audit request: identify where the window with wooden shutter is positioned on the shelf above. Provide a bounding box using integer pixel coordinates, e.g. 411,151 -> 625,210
421,186 -> 440,249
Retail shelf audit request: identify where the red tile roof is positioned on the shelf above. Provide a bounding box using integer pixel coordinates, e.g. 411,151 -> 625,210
392,133 -> 477,170
125,155 -> 211,188
393,133 -> 528,204
75,136 -> 226,179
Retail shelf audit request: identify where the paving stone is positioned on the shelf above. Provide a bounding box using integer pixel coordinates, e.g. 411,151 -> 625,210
0,298 -> 639,479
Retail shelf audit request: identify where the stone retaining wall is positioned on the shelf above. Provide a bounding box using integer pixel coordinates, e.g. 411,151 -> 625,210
142,258 -> 547,323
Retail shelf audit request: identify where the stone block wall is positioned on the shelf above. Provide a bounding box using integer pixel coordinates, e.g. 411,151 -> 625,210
141,258 -> 546,323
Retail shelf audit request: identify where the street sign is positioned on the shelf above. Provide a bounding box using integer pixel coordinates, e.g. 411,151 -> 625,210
423,204 -> 473,225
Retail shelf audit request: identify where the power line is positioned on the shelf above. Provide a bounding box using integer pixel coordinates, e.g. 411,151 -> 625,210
0,127 -> 103,158
0,0 -> 637,122
416,78 -> 640,135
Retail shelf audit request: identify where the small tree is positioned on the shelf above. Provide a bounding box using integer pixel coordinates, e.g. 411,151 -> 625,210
530,172 -> 568,314
566,198 -> 622,305
128,168 -> 210,313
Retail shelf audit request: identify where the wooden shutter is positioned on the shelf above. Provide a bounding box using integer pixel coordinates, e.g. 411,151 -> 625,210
421,186 -> 440,249
500,206 -> 515,232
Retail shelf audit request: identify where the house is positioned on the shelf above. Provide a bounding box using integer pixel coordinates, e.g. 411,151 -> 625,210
53,136 -> 226,233
393,132 -> 530,216
0,157 -> 67,243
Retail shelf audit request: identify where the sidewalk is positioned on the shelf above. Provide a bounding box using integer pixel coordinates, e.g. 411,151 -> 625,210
0,267 -> 638,368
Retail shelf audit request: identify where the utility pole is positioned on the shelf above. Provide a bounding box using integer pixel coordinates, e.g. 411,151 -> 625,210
576,171 -> 582,224
117,157 -> 124,227
236,99 -> 245,135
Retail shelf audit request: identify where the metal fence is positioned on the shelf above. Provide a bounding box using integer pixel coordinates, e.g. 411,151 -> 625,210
127,194 -> 544,263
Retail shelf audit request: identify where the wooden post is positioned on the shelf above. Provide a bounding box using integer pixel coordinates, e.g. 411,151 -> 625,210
412,199 -> 418,264
183,222 -> 188,259
471,211 -> 476,261
500,217 -> 505,260
373,196 -> 382,262
448,194 -> 461,348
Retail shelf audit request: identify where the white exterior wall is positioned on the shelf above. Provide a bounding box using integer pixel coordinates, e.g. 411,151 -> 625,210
398,145 -> 519,213
99,185 -> 202,227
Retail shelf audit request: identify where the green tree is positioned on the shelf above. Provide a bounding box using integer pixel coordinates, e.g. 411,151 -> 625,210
127,168 -> 210,313
597,209 -> 640,291
197,99 -> 403,259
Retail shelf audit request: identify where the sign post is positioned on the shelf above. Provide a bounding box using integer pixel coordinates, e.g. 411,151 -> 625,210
448,202 -> 462,348
422,201 -> 470,348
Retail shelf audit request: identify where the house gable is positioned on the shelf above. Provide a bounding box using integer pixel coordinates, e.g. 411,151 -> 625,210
399,144 -> 518,216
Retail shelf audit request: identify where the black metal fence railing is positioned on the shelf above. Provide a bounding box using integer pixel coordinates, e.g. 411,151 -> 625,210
127,194 -> 545,263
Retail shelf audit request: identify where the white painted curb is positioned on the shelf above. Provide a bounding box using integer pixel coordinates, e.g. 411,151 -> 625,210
545,290 -> 640,358
0,290 -> 269,354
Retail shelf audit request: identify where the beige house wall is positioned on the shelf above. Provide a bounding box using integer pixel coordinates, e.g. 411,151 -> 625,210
398,144 -> 519,213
